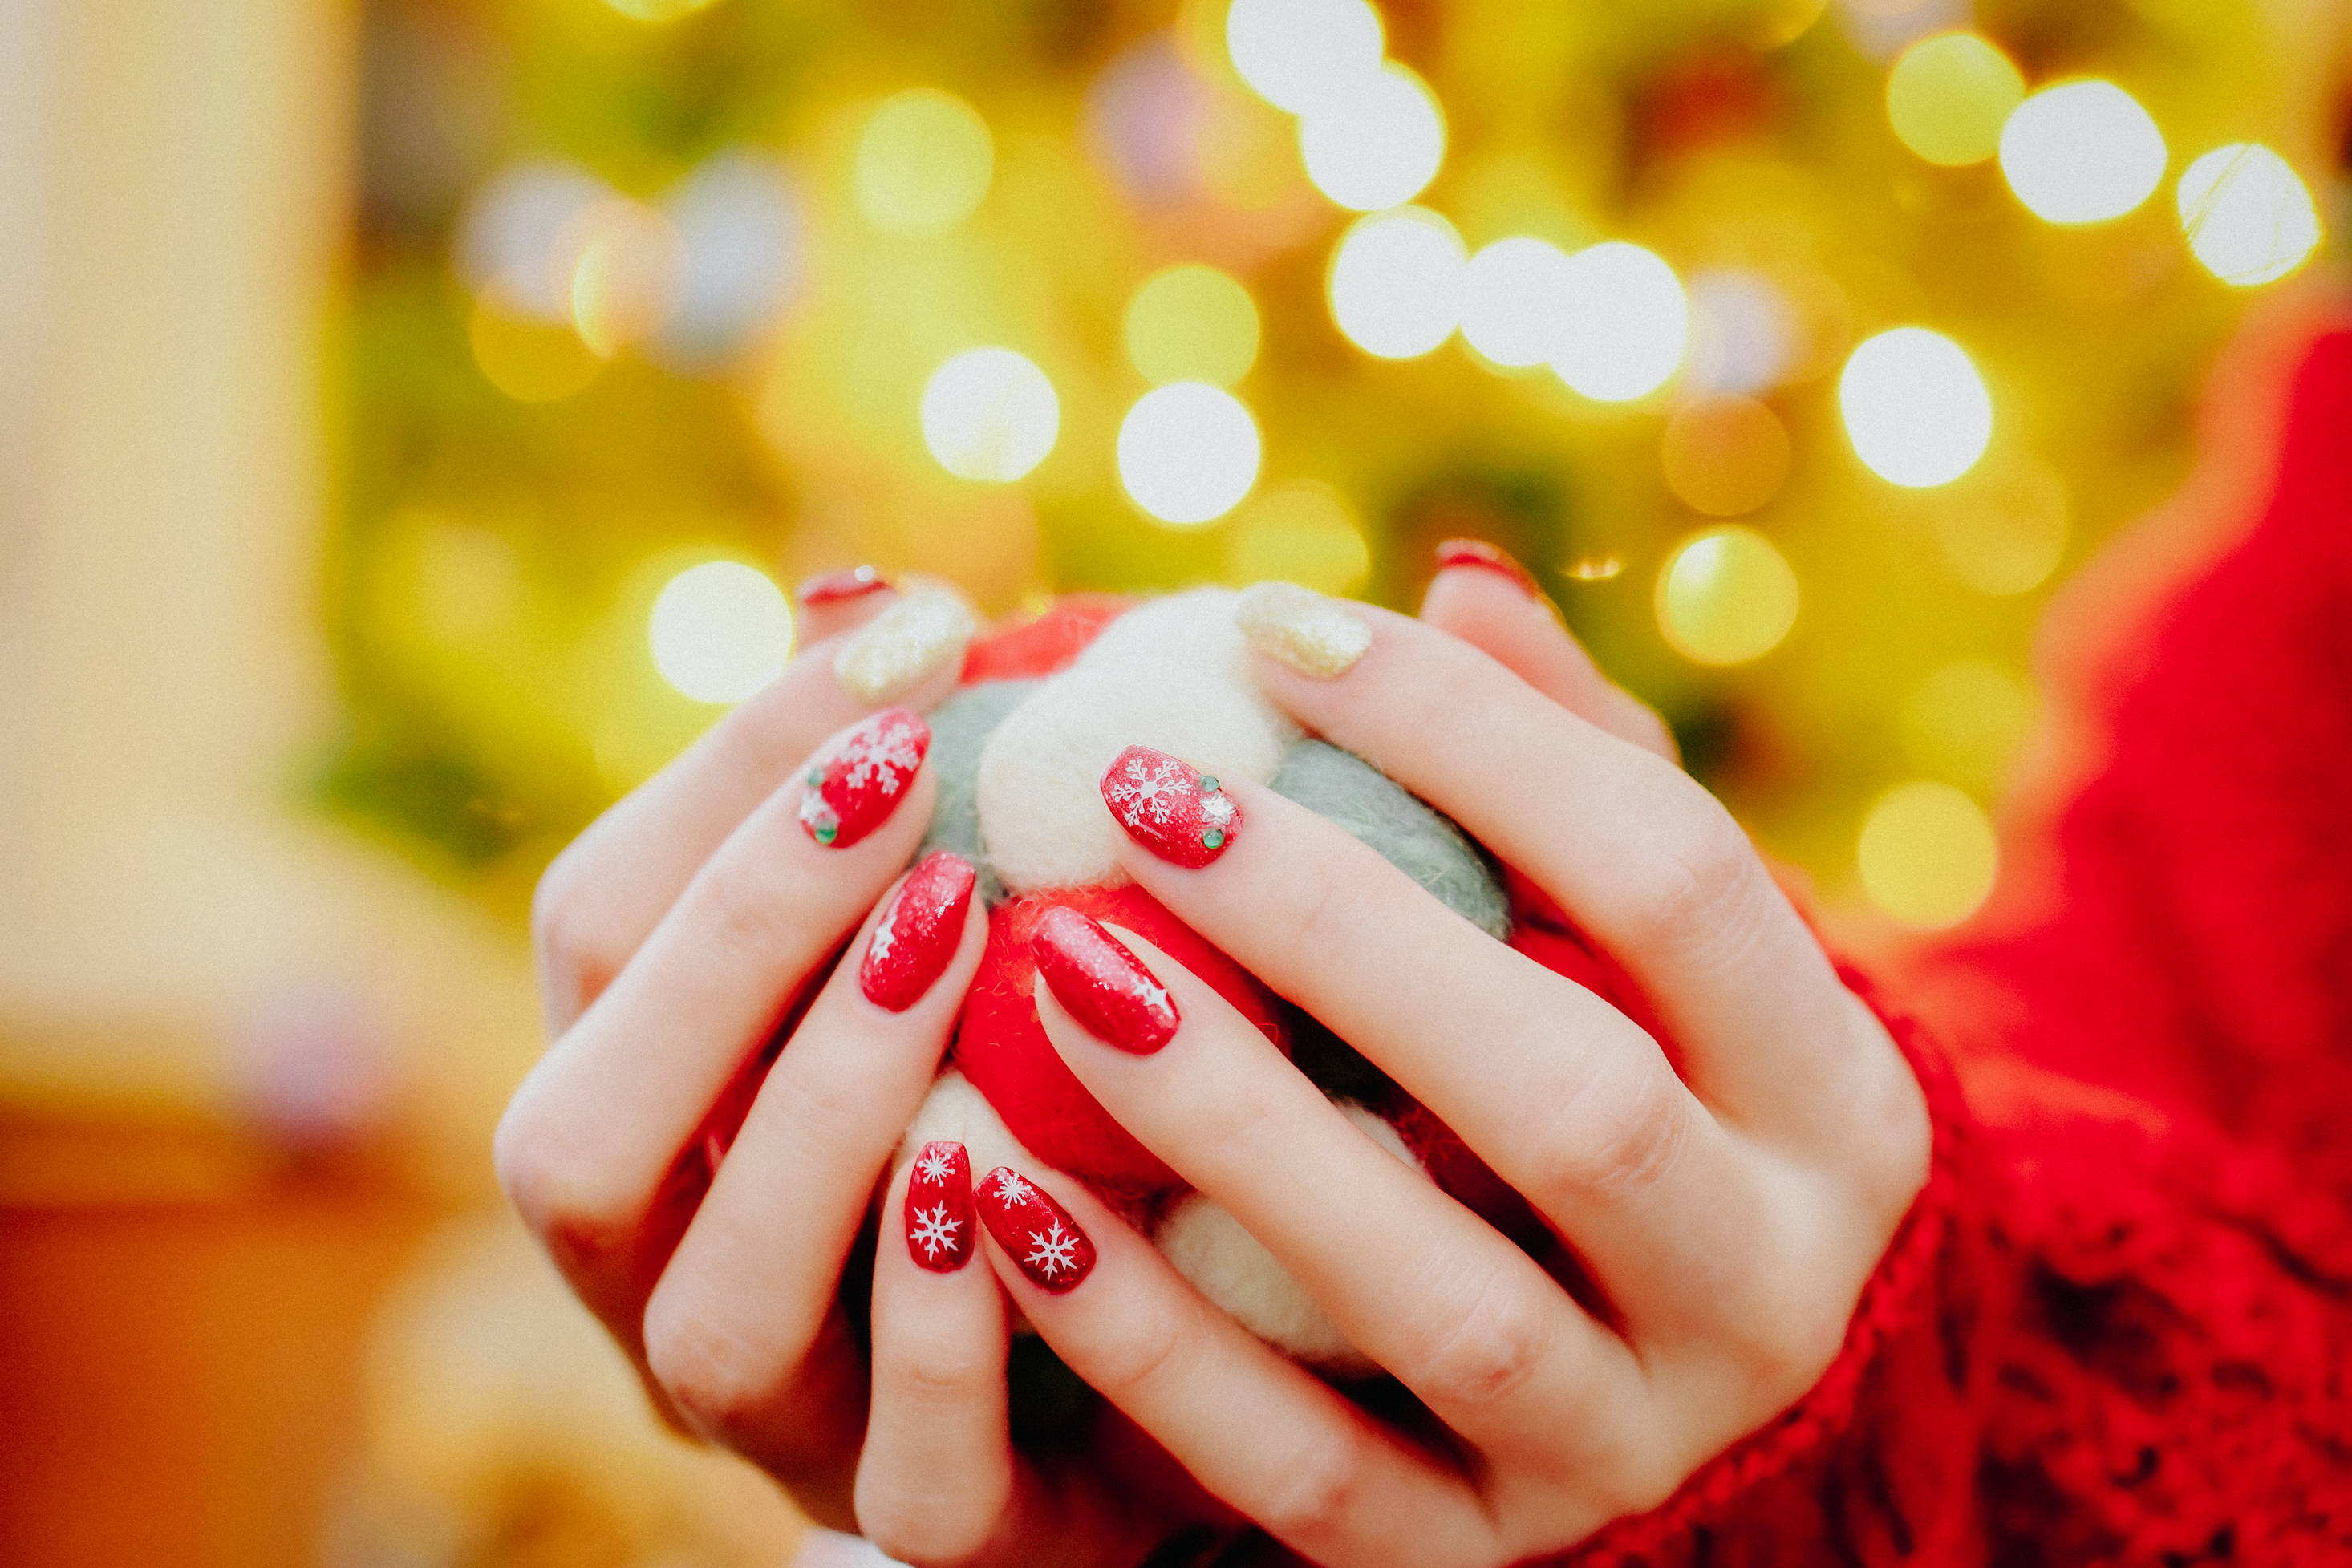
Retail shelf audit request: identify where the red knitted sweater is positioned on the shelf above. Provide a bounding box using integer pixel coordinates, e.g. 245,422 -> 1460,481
1533,313 -> 2352,1566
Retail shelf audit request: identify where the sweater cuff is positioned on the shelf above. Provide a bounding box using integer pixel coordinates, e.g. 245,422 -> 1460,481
1531,974 -> 1985,1566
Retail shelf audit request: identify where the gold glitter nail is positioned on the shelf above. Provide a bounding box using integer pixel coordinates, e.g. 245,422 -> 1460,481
1233,581 -> 1372,679
834,587 -> 977,702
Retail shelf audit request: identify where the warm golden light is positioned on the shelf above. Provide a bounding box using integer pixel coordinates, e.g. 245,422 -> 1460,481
1661,395 -> 1791,517
1550,241 -> 1689,403
1125,264 -> 1262,387
567,200 -> 687,359
1839,327 -> 1992,488
601,0 -> 720,19
920,348 -> 1061,483
2176,144 -> 2323,287
1225,481 -> 1369,594
1858,780 -> 1998,929
855,88 -> 995,236
1885,32 -> 2023,167
1457,237 -> 1575,368
1932,460 -> 2069,594
1326,206 -> 1465,359
1656,525 -> 1799,666
1224,0 -> 1385,115
648,561 -> 795,704
1297,62 -> 1446,212
1117,382 -> 1263,525
1901,660 -> 2035,791
469,299 -> 602,402
1998,79 -> 2167,225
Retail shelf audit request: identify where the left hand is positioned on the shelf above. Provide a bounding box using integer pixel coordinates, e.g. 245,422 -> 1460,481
965,590 -> 1930,1566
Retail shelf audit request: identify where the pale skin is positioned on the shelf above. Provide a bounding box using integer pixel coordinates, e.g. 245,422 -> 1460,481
496,566 -> 1932,1566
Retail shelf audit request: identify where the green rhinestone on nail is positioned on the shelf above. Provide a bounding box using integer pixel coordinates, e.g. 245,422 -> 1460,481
806,768 -> 825,786
815,823 -> 838,845
1198,776 -> 1219,792
1201,828 -> 1225,849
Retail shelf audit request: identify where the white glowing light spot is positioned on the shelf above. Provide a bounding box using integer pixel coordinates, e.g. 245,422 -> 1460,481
650,561 -> 795,704
1998,79 -> 2167,225
1548,242 -> 1689,403
1117,382 -> 1263,526
1458,237 -> 1576,369
1327,207 -> 1465,359
1297,62 -> 1446,213
1225,0 -> 1385,115
1839,327 -> 1993,488
920,347 -> 1061,483
2176,144 -> 2323,287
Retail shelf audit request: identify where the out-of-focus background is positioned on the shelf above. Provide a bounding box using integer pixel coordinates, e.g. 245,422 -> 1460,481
1,0 -> 2343,1562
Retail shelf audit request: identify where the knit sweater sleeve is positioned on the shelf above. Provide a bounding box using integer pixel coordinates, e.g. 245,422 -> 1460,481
1521,986 -> 2352,1568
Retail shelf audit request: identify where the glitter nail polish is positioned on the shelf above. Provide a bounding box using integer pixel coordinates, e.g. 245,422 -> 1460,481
1030,905 -> 1181,1054
904,1140 -> 975,1271
975,1165 -> 1097,1292
1233,581 -> 1372,679
1099,745 -> 1239,867
861,852 -> 977,1011
797,707 -> 930,849
833,588 -> 977,703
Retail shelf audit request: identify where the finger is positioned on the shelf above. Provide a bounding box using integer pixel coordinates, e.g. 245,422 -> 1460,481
496,711 -> 940,1358
1417,547 -> 1676,761
1097,759 -> 1782,1343
854,1142 -> 1019,1566
536,585 -> 975,1031
1027,909 -> 1649,1477
967,1163 -> 1498,1568
1234,590 -> 1906,1150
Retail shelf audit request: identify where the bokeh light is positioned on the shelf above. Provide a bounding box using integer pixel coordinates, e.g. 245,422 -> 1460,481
1685,269 -> 1800,396
601,0 -> 720,19
1901,659 -> 2036,792
1656,525 -> 1800,666
1857,780 -> 1998,929
1886,32 -> 2023,167
656,151 -> 802,369
1932,459 -> 2069,593
2176,144 -> 2323,286
567,200 -> 687,359
1457,237 -> 1575,368
1125,264 -> 1262,387
1550,241 -> 1689,403
1839,326 -> 1992,488
1225,0 -> 1385,115
1297,62 -> 1446,212
648,561 -> 795,704
456,160 -> 610,322
1117,382 -> 1263,525
854,88 -> 995,236
920,348 -> 1061,482
1327,206 -> 1466,359
1661,395 -> 1792,517
1998,79 -> 2167,225
469,299 -> 601,402
1225,481 -> 1370,594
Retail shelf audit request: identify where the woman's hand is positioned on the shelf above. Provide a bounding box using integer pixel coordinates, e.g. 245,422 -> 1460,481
976,583 -> 1930,1567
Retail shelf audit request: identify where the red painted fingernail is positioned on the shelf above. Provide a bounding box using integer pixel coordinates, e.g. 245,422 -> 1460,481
1099,745 -> 1240,868
797,708 -> 930,849
797,565 -> 890,606
904,1141 -> 975,1271
861,852 -> 977,1011
1030,905 -> 1180,1054
975,1166 -> 1096,1292
1434,537 -> 1543,598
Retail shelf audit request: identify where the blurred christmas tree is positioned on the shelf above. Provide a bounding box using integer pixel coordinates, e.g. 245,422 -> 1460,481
334,0 -> 2340,930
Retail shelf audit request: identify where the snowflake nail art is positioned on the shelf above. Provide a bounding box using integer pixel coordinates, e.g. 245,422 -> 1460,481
1099,744 -> 1242,868
975,1165 -> 1097,1293
861,852 -> 977,1011
902,1140 -> 974,1271
797,707 -> 930,849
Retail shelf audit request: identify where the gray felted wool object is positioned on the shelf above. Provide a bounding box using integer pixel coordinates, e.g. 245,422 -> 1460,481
1267,739 -> 1510,939
917,679 -> 1039,906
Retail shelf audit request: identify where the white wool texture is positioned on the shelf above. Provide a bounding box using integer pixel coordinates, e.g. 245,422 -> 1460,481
975,589 -> 1298,893
1152,1103 -> 1423,1374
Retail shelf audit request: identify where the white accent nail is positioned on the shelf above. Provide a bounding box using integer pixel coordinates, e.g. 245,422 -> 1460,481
833,587 -> 976,703
1233,581 -> 1371,679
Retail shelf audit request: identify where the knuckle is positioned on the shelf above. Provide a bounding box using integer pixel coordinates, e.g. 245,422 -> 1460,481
695,861 -> 809,972
643,1288 -> 794,1446
1523,1052 -> 1691,1208
531,843 -> 624,1001
493,1095 -> 636,1272
1078,1303 -> 1191,1401
1250,1433 -> 1369,1544
1620,796 -> 1765,958
892,1339 -> 1002,1409
1413,1266 -> 1559,1412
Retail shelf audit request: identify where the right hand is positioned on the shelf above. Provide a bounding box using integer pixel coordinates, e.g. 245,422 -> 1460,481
493,583 -> 1204,1562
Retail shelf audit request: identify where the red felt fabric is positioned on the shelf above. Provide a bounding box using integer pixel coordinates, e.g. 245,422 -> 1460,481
1520,321 -> 2352,1564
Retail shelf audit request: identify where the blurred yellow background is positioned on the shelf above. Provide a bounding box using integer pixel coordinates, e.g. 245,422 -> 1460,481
0,0 -> 2342,1562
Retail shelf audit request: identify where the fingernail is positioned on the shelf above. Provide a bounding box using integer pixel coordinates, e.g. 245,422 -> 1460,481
797,565 -> 890,606
1234,581 -> 1371,679
833,587 -> 977,703
975,1165 -> 1097,1292
904,1141 -> 975,1271
797,708 -> 930,849
1030,905 -> 1180,1054
1099,745 -> 1239,867
1434,538 -> 1543,598
862,852 -> 977,1011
